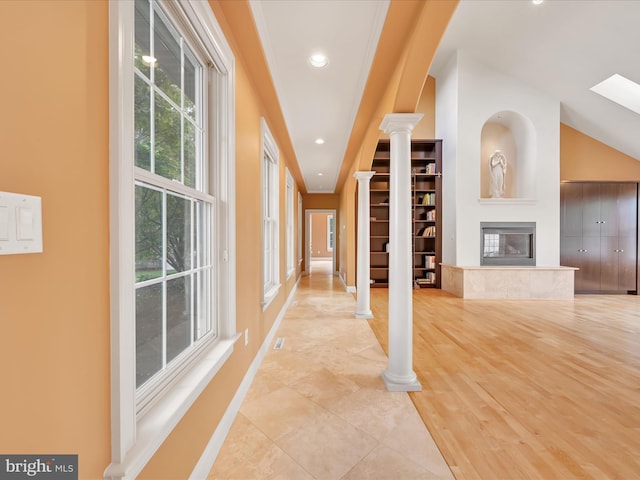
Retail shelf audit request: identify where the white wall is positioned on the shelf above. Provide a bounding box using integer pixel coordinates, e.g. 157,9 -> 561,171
436,53 -> 459,265
436,50 -> 560,266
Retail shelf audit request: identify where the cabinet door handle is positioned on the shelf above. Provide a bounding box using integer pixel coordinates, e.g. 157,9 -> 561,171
619,249 -> 624,253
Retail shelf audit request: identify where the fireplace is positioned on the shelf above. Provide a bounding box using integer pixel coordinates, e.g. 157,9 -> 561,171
480,222 -> 535,266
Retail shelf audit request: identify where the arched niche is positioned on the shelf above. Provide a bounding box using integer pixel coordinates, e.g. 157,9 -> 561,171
480,110 -> 536,199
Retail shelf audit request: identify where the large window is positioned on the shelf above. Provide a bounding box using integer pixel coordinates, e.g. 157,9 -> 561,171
261,118 -> 280,308
134,0 -> 214,399
286,168 -> 294,278
108,0 -> 235,476
327,214 -> 334,252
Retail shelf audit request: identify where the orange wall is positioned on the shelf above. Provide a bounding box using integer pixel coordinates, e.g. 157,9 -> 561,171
311,213 -> 332,258
0,1 -> 110,477
414,75 -> 437,139
560,123 -> 640,181
302,194 -> 340,272
0,0 -> 304,478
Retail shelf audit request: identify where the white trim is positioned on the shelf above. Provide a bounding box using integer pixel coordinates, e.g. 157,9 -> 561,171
285,168 -> 295,278
189,277 -> 301,479
261,118 -> 280,309
107,1 -> 236,477
304,209 -> 336,275
338,272 -> 357,293
109,0 -> 137,465
105,336 -> 241,480
326,214 -> 334,252
297,192 -> 303,265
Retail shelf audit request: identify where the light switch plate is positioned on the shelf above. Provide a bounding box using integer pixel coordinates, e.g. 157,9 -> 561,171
0,206 -> 9,241
0,191 -> 43,255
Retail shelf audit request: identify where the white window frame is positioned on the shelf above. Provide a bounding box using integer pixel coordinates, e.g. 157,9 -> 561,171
261,118 -> 280,309
107,1 -> 237,478
297,192 -> 303,265
327,214 -> 334,252
285,168 -> 294,278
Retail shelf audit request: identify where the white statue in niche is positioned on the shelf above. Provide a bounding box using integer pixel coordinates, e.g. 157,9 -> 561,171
489,150 -> 507,198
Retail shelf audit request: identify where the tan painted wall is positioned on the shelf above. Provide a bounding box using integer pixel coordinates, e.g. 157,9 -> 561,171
560,123 -> 640,181
0,1 -> 110,477
0,0 -> 303,478
380,74 -> 437,141
302,194 -> 340,272
413,75 -> 437,140
311,213 -> 332,258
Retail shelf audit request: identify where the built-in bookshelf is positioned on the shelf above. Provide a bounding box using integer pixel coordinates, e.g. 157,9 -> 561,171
369,139 -> 442,288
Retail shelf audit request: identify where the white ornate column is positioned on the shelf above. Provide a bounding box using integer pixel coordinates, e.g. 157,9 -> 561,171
354,171 -> 375,319
379,113 -> 423,392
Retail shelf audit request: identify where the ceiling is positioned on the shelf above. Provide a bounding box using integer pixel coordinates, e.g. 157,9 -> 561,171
250,0 -> 640,194
249,0 -> 389,193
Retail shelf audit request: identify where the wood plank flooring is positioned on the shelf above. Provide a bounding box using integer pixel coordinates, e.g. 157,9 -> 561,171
368,289 -> 640,480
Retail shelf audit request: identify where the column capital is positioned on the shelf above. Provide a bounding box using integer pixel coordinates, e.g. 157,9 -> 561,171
354,171 -> 376,181
379,113 -> 424,134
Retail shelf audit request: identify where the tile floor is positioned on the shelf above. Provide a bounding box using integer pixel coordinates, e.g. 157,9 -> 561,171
208,262 -> 453,480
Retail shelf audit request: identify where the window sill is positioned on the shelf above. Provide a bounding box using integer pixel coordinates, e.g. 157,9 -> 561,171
262,284 -> 281,311
104,333 -> 242,480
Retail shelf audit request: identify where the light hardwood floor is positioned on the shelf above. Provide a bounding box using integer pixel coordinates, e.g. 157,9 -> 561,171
368,288 -> 640,480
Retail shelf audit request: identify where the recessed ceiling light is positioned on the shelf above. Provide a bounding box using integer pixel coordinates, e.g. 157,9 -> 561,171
315,138 -> 325,145
317,173 -> 324,176
590,74 -> 640,116
308,53 -> 329,68
532,0 -> 543,4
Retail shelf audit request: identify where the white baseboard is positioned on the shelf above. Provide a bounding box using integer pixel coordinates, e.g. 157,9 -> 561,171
189,276 -> 301,479
338,271 -> 356,293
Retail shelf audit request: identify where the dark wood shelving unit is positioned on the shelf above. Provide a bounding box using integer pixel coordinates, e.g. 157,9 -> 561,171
369,139 -> 442,288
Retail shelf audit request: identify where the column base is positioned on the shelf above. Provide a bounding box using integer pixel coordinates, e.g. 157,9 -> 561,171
381,369 -> 422,392
354,309 -> 373,319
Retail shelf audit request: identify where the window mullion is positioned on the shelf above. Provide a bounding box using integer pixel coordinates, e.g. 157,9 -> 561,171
180,37 -> 185,186
149,2 -> 156,175
161,190 -> 168,371
189,199 -> 195,345
135,167 -> 214,203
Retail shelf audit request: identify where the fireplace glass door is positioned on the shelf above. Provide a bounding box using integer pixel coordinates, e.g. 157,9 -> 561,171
480,222 -> 535,266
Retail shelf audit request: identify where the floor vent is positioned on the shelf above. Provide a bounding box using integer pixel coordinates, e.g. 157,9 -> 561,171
273,337 -> 285,350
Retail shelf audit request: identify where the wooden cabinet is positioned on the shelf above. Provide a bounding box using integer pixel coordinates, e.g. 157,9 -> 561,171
560,182 -> 638,293
369,139 -> 442,288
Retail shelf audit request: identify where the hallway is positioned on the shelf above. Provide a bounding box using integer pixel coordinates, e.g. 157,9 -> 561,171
208,269 -> 452,479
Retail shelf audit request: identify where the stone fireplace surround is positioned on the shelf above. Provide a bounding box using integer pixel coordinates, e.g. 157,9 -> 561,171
440,221 -> 575,300
441,264 -> 577,299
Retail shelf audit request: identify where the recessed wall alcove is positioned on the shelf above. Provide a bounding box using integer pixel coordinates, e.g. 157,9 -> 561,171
480,110 -> 536,200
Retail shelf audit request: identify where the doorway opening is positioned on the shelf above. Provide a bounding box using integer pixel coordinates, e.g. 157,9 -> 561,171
305,209 -> 336,276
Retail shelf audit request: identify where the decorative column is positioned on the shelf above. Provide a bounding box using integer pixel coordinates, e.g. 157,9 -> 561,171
354,171 -> 375,319
379,113 -> 423,392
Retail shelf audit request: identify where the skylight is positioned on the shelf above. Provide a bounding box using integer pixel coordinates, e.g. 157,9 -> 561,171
590,74 -> 640,116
